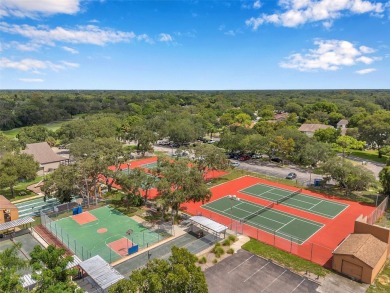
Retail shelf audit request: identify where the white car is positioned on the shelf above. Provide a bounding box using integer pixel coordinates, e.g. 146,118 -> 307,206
230,161 -> 240,167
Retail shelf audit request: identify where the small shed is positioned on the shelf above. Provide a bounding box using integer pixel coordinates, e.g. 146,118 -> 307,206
333,234 -> 388,284
337,119 -> 349,129
0,195 -> 19,224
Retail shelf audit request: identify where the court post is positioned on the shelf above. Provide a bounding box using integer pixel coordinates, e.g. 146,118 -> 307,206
290,236 -> 293,252
74,240 -> 77,255
310,243 -> 314,261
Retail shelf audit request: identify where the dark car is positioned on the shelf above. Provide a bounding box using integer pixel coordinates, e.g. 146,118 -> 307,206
239,155 -> 251,161
286,172 -> 297,180
271,157 -> 282,163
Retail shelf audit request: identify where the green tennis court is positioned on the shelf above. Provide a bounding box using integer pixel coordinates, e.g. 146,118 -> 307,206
46,206 -> 165,262
202,196 -> 324,244
239,183 -> 348,219
141,161 -> 158,169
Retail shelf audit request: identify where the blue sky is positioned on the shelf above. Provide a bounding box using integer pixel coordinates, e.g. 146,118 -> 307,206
0,0 -> 389,90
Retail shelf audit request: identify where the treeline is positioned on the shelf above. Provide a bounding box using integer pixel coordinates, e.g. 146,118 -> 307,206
0,90 -> 389,130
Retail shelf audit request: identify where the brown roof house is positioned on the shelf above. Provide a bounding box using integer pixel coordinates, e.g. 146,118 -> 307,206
298,124 -> 334,137
23,142 -> 68,174
333,234 -> 388,284
0,195 -> 19,224
337,119 -> 349,135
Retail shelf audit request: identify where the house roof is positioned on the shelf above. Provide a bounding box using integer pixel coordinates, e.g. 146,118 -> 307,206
298,124 -> 333,132
0,195 -> 17,210
333,234 -> 388,268
337,119 -> 349,126
23,142 -> 66,164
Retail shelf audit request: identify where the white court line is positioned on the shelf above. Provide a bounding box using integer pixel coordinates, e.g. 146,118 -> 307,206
290,279 -> 306,293
244,262 -> 269,282
260,270 -> 287,292
308,200 -> 324,211
275,218 -> 295,233
228,255 -> 254,273
253,182 -> 349,208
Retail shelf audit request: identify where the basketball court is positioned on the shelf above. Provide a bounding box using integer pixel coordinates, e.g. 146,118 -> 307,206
45,206 -> 165,262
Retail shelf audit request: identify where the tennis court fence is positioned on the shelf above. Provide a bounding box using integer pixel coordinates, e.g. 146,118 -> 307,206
366,196 -> 389,225
39,201 -> 173,263
197,209 -> 334,267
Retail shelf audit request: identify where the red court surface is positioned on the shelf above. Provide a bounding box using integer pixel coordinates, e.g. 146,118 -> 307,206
103,156 -> 227,199
182,175 -> 376,267
72,212 -> 98,225
107,237 -> 134,257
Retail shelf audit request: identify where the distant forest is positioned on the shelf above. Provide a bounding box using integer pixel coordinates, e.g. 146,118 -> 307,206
0,90 -> 389,131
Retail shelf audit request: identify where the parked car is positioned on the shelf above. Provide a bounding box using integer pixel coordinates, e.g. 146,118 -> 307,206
230,161 -> 240,167
239,155 -> 251,161
251,154 -> 262,159
286,172 -> 297,180
271,157 -> 282,163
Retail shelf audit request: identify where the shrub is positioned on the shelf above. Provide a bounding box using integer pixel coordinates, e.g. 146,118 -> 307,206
213,258 -> 218,264
214,246 -> 224,258
228,235 -> 238,242
198,256 -> 207,264
222,239 -> 231,246
227,248 -> 235,254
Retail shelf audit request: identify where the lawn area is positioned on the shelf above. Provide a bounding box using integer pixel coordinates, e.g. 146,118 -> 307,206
2,119 -> 76,138
367,261 -> 390,293
1,176 -> 44,202
242,238 -> 330,277
349,150 -> 388,164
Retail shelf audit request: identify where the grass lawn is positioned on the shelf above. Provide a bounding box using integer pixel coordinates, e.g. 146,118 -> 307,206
349,150 -> 388,164
1,176 -> 44,202
2,119 -> 76,138
242,238 -> 330,277
367,261 -> 390,293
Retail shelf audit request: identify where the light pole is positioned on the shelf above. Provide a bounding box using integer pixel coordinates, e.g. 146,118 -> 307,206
228,195 -> 237,229
127,163 -> 131,175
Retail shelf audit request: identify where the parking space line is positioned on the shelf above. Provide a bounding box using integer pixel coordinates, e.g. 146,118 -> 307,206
260,269 -> 287,292
228,255 -> 254,274
243,262 -> 269,282
290,279 -> 305,292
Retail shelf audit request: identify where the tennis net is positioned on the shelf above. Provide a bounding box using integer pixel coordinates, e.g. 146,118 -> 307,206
277,189 -> 302,204
240,202 -> 274,223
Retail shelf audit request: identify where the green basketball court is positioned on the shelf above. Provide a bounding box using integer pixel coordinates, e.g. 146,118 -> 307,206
202,196 -> 324,244
239,183 -> 348,219
46,206 -> 165,262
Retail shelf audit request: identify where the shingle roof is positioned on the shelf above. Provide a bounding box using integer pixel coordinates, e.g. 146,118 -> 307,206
298,124 -> 333,132
337,119 -> 349,126
0,195 -> 17,210
333,234 -> 388,268
23,142 -> 66,164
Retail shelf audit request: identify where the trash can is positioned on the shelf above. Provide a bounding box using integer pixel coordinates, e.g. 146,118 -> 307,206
313,179 -> 322,187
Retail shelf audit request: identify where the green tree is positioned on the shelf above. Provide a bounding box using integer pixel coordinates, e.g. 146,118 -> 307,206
191,143 -> 230,175
17,125 -> 53,147
379,164 -> 390,195
156,156 -> 211,219
358,111 -> 390,157
0,153 -> 39,198
269,136 -> 295,164
30,245 -> 80,293
109,247 -> 207,293
0,243 -> 27,293
0,133 -> 20,155
320,157 -> 376,196
313,128 -> 340,143
336,135 -> 366,157
234,113 -> 252,127
297,141 -> 334,167
42,165 -> 80,203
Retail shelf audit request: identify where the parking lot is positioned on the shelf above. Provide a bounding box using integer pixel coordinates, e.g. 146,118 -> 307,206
205,249 -> 319,293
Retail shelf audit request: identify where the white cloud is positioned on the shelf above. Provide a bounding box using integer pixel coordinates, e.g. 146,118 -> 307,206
0,57 -> 79,72
0,0 -> 80,18
355,68 -> 376,74
280,39 -> 378,71
137,34 -> 154,44
62,46 -> 79,54
0,22 -> 137,46
253,1 -> 262,9
159,33 -> 173,42
246,0 -> 385,29
225,30 -> 236,36
19,78 -> 44,82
